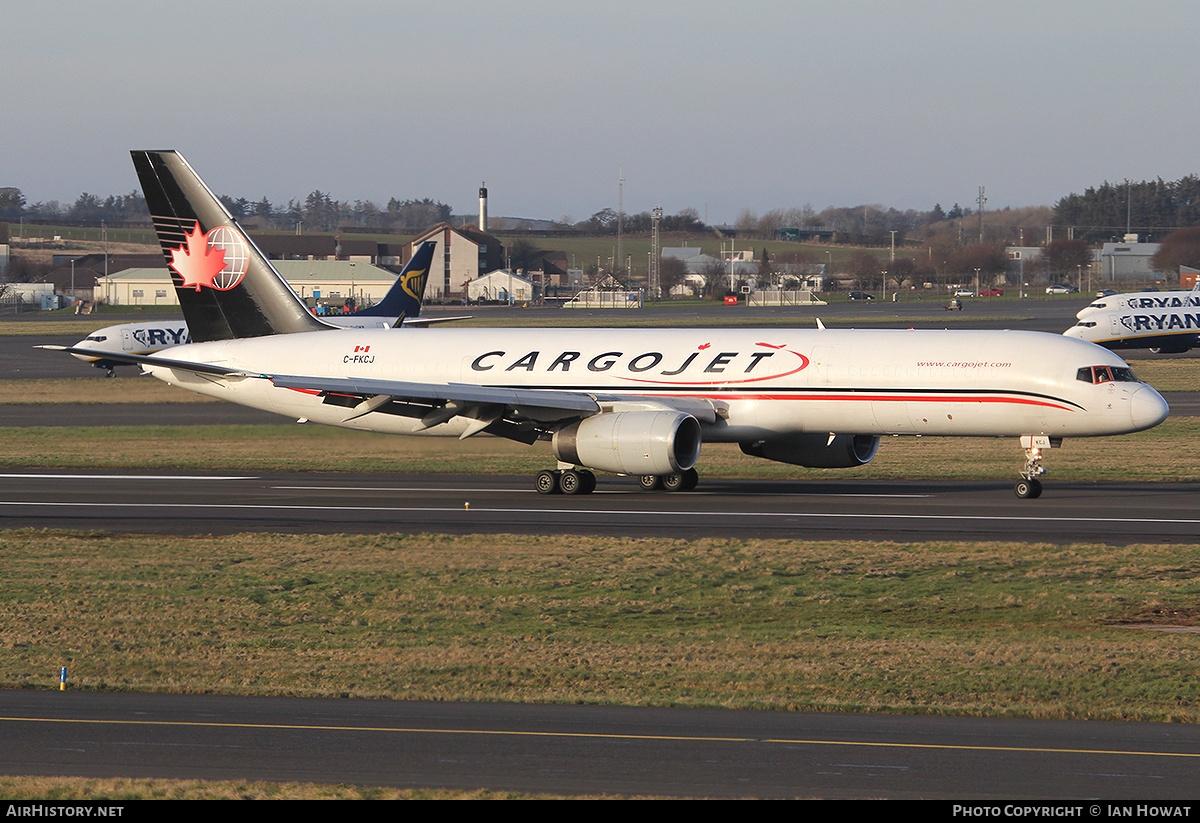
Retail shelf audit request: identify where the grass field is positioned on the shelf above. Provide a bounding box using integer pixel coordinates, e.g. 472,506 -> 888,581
0,417 -> 1195,480
0,776 -> 547,800
3,530 -> 1198,723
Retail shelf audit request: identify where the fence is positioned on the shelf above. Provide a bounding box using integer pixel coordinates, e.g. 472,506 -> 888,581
563,288 -> 644,309
743,290 -> 827,307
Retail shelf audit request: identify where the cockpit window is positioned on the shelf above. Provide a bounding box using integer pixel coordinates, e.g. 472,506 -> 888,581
85,335 -> 107,342
1077,365 -> 1140,384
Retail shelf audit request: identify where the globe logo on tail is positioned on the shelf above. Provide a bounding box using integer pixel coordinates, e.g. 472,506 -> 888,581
169,222 -> 251,291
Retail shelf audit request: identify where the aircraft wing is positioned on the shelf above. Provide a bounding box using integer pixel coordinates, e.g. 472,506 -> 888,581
271,373 -> 600,417
39,345 -> 717,436
396,315 -> 473,327
35,345 -> 262,378
270,373 -> 718,438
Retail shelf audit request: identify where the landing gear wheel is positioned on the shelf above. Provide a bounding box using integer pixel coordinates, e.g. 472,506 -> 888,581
535,469 -> 561,495
660,468 -> 699,492
678,467 -> 699,491
559,469 -> 585,495
638,474 -> 663,491
579,470 -> 597,494
1014,478 -> 1043,499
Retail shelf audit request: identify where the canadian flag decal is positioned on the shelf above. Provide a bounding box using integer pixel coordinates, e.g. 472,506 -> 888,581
355,345 -> 371,353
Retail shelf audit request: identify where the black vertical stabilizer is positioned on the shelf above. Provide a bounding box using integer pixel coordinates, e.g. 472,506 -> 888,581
355,240 -> 437,320
131,150 -> 328,342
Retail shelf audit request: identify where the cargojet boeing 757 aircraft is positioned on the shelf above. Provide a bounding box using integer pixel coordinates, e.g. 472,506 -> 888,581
70,241 -> 440,375
41,151 -> 1169,499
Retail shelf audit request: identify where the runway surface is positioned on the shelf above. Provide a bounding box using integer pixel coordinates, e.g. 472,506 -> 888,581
1,470 -> 1197,544
5,690 -> 1199,799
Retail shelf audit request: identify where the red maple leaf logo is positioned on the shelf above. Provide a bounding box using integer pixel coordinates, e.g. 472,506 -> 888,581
169,222 -> 228,291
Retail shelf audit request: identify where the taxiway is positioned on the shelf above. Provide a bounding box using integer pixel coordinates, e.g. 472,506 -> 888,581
1,470 -> 1198,544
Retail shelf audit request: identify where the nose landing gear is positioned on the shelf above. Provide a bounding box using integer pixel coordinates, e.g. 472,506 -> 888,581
1015,435 -> 1059,499
1014,477 -> 1042,499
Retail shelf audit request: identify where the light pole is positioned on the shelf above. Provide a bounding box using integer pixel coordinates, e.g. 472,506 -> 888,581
651,205 -> 662,299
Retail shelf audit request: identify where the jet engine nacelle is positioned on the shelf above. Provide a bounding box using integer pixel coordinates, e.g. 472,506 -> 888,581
553,411 -> 702,476
740,433 -> 880,468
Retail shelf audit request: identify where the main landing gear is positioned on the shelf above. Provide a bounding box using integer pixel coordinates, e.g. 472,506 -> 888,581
1014,435 -> 1058,499
534,466 -> 701,494
535,467 -> 597,495
637,468 -> 699,492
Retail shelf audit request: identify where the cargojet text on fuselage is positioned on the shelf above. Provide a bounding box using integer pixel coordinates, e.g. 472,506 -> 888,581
40,151 -> 1169,499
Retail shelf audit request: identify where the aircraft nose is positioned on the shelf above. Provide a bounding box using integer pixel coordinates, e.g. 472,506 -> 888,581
1130,385 -> 1169,431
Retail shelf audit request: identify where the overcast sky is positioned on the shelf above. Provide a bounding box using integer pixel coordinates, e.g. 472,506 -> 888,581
7,1 -> 1199,225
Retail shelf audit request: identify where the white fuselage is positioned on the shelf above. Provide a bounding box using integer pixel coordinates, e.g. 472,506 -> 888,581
71,315 -> 394,366
1077,290 -> 1200,320
1065,305 -> 1200,351
143,327 -> 1168,441
71,321 -> 192,365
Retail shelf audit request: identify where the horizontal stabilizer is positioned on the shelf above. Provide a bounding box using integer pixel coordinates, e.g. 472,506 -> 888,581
35,345 -> 260,379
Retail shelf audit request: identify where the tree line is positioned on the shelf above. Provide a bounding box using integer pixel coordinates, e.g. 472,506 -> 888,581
1053,175 -> 1200,242
7,170 -> 1200,253
0,187 -> 148,224
0,185 -> 455,233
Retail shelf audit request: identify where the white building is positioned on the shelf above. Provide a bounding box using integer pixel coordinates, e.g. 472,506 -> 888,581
467,269 -> 536,303
95,260 -> 399,307
1097,240 -> 1163,282
408,223 -> 504,300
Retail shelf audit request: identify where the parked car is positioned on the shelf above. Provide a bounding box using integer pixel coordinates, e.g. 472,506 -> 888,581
978,288 -> 1004,297
847,291 -> 874,300
1095,289 -> 1117,297
1046,284 -> 1079,294
953,289 -> 974,297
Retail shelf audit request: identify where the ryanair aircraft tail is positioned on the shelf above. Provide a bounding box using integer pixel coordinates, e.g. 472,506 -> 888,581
131,150 -> 327,342
356,240 -> 437,322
